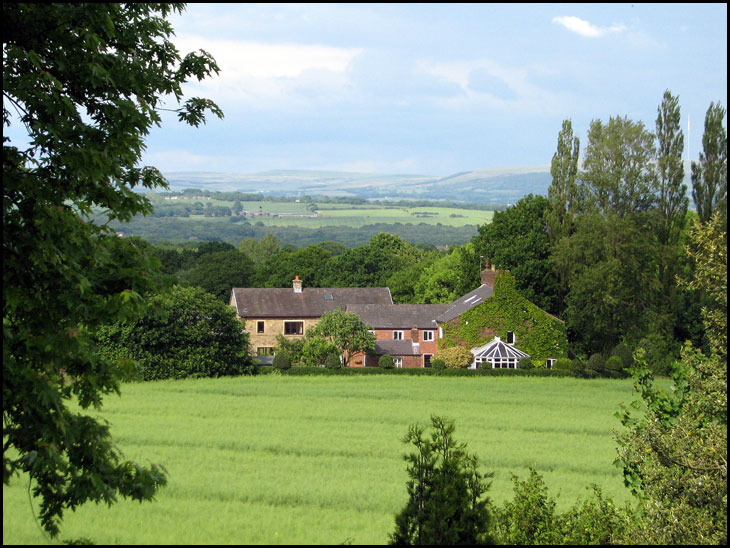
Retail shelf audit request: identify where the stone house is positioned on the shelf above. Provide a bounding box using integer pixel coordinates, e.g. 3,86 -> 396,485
229,276 -> 392,363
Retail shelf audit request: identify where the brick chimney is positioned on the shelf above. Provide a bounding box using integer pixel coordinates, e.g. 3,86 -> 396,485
481,259 -> 497,287
411,327 -> 420,342
293,275 -> 303,293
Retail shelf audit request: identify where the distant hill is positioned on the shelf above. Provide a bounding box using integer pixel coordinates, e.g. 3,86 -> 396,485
162,165 -> 552,205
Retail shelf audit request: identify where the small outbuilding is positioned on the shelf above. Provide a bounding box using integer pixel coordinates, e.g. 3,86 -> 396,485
470,336 -> 530,369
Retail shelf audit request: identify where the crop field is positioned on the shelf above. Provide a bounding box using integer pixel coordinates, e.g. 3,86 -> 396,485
3,375 -> 636,545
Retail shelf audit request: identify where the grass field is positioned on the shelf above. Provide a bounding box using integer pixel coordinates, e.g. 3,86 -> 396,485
3,375 -> 636,544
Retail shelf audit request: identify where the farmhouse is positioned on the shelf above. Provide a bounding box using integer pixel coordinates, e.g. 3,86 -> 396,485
230,263 -> 568,368
229,278 -> 392,363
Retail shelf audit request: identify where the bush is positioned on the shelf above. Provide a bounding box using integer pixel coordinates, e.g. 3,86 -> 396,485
379,354 -> 395,369
434,346 -> 474,369
587,353 -> 606,374
272,351 -> 292,370
604,355 -> 626,378
493,467 -> 557,545
554,358 -> 573,370
324,352 -> 343,369
610,342 -> 634,370
518,357 -> 534,369
493,469 -> 628,545
556,485 -> 628,544
275,335 -> 306,366
431,358 -> 446,371
301,335 -> 338,367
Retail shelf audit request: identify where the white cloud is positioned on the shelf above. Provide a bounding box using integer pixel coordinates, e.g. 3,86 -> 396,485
552,16 -> 626,38
173,35 -> 363,107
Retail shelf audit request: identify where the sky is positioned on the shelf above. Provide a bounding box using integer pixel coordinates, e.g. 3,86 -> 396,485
13,3 -> 730,177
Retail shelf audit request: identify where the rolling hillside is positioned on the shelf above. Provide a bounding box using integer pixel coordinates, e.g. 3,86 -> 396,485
163,165 -> 552,205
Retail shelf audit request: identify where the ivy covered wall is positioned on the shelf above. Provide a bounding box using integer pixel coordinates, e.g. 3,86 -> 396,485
440,272 -> 569,364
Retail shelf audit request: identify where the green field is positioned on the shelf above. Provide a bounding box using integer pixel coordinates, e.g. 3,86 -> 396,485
3,375 -> 636,545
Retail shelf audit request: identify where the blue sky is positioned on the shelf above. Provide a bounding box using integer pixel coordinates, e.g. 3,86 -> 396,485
143,3 -> 726,176
16,3 -> 730,177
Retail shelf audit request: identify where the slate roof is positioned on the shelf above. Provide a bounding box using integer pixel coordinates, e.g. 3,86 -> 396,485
437,284 -> 495,323
347,304 -> 450,329
375,339 -> 421,356
231,287 -> 393,318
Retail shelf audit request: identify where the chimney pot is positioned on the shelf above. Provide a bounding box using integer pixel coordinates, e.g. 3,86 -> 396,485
293,276 -> 303,293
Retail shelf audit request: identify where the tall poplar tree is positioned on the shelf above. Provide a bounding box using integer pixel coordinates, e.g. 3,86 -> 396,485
691,101 -> 727,226
655,90 -> 688,247
546,119 -> 581,243
654,91 -> 689,340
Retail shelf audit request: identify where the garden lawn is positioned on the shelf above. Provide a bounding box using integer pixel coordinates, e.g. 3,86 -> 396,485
3,375 -> 635,544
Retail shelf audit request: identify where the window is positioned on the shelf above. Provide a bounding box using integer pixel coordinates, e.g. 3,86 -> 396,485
393,330 -> 404,340
393,357 -> 403,368
423,354 -> 433,368
257,321 -> 265,334
506,331 -> 516,344
284,321 -> 304,335
422,330 -> 434,342
546,358 -> 556,370
256,347 -> 274,356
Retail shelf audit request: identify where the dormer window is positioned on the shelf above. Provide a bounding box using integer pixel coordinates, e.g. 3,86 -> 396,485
506,331 -> 515,344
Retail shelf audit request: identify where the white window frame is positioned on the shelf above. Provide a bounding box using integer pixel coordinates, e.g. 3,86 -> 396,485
393,330 -> 404,340
422,330 -> 434,342
393,357 -> 403,368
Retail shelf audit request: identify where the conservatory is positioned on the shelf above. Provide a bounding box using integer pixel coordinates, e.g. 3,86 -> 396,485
470,336 -> 530,369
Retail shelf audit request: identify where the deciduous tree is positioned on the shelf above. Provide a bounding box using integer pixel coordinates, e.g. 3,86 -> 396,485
546,119 -> 581,243
306,309 -> 376,366
580,116 -> 657,216
615,213 -> 727,544
691,101 -> 727,226
3,3 -> 221,537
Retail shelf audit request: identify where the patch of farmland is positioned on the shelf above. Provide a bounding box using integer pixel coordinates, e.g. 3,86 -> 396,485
2,376 -> 634,545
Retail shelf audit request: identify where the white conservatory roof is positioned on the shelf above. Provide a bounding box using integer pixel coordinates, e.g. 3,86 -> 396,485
471,337 -> 530,359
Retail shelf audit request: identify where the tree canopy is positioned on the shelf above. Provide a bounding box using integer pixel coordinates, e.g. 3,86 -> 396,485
3,3 -> 221,537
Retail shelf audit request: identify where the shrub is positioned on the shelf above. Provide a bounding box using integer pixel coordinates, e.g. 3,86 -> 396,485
272,351 -> 292,370
434,346 -> 474,369
587,353 -> 606,374
301,335 -> 338,367
610,342 -> 634,370
554,358 -> 573,370
276,335 -> 306,365
389,416 -> 494,545
604,355 -> 626,378
431,358 -> 446,371
518,357 -> 534,369
379,354 -> 395,369
556,485 -> 628,544
324,352 -> 343,369
493,467 -> 557,545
